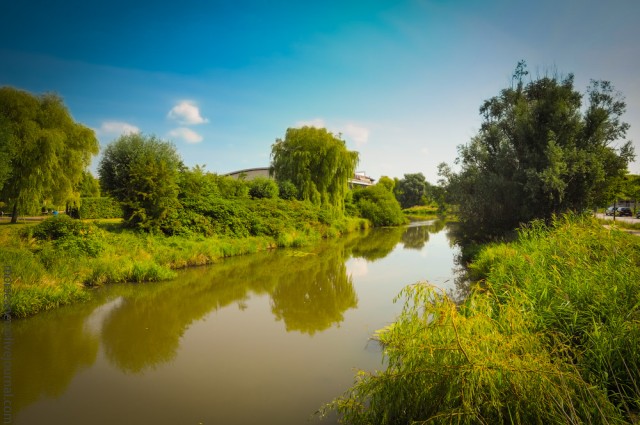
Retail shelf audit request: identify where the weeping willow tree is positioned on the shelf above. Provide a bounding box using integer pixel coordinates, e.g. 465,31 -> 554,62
270,126 -> 359,214
0,87 -> 99,222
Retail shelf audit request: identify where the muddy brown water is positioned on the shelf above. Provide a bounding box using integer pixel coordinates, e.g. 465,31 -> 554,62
4,220 -> 461,425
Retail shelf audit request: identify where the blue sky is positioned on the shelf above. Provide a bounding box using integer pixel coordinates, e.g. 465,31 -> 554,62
1,0 -> 639,182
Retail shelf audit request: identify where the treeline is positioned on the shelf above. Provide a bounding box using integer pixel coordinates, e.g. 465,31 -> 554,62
97,130 -> 406,233
0,85 -> 411,230
439,61 -> 634,240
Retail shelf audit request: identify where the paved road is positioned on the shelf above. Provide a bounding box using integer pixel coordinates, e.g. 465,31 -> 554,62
595,213 -> 640,224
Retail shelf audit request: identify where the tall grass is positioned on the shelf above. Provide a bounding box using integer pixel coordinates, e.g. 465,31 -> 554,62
327,214 -> 639,424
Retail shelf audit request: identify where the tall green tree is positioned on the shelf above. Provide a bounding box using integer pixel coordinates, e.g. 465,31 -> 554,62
98,133 -> 182,231
442,62 -> 634,239
0,87 -> 99,222
270,126 -> 359,213
395,173 -> 427,209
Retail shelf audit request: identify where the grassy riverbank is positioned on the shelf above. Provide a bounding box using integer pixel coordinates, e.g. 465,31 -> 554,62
328,214 -> 640,424
1,198 -> 368,318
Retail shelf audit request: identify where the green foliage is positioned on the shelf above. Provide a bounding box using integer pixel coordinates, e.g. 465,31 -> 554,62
326,283 -> 623,425
277,180 -> 298,200
215,175 -> 249,198
472,215 -> 640,414
441,63 -> 634,240
394,173 -> 427,209
0,86 -> 99,222
270,126 -> 359,213
353,185 -> 406,227
79,197 -> 123,219
329,215 -> 639,423
376,176 -> 395,192
30,216 -> 94,240
28,216 -> 106,257
98,133 -> 182,232
78,171 -> 100,197
248,177 -> 279,199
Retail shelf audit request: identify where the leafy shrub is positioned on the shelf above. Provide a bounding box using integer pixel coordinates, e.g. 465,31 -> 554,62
53,235 -> 106,257
79,197 -> 123,219
30,216 -> 94,240
28,216 -> 106,257
353,185 -> 406,226
248,177 -> 279,199
277,180 -> 298,200
216,175 -> 249,198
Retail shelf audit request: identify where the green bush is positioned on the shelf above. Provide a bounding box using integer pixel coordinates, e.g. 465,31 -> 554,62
216,175 -> 249,198
472,215 -> 640,414
248,177 -> 279,199
79,197 -> 123,219
353,185 -> 406,226
277,180 -> 298,200
29,216 -> 94,240
28,216 -> 106,257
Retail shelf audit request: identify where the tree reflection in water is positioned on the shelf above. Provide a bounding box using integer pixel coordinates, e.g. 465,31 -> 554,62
100,239 -> 360,372
10,219 -> 463,419
401,220 -> 446,250
6,302 -> 100,415
270,245 -> 357,335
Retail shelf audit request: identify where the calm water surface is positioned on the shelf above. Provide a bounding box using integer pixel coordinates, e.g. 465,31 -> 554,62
7,220 -> 460,425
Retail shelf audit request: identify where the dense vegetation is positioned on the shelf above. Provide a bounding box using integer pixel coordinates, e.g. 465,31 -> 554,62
2,196 -> 368,317
78,197 -> 123,219
352,184 -> 407,227
0,112 -> 406,318
0,87 -> 99,222
440,62 -> 634,240
98,133 -> 182,231
326,215 -> 640,424
271,126 -> 359,214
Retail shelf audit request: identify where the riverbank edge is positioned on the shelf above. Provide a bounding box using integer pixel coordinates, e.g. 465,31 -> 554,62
327,214 -> 640,423
1,216 -> 370,319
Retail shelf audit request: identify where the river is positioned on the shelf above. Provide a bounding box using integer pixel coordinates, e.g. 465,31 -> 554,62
5,220 -> 461,425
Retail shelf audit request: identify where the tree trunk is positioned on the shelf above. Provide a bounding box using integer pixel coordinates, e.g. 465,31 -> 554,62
10,201 -> 18,224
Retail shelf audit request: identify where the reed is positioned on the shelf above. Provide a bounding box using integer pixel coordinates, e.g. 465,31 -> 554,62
327,214 -> 639,423
326,283 -> 624,424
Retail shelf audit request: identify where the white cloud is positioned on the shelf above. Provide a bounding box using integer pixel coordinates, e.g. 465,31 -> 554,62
169,127 -> 203,144
343,123 -> 370,147
99,121 -> 140,136
420,147 -> 429,155
167,101 -> 209,125
295,118 -> 326,128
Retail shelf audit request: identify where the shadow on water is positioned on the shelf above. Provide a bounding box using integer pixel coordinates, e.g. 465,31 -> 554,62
8,219 -> 464,419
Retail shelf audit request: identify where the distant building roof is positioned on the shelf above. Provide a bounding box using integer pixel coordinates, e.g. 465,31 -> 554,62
225,167 -> 271,180
349,172 -> 375,187
224,167 -> 375,187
